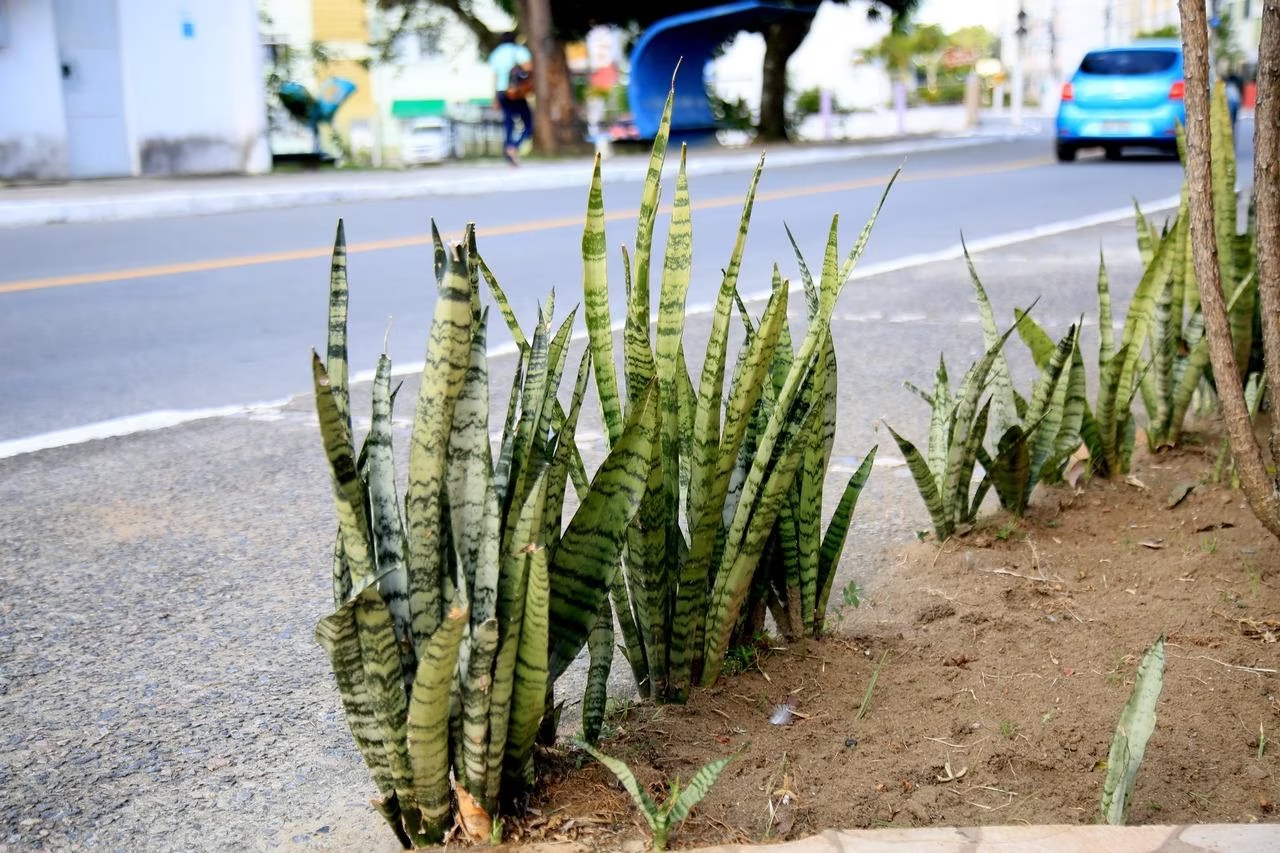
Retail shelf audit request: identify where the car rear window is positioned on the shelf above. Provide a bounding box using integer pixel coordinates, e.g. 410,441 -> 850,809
1080,50 -> 1179,75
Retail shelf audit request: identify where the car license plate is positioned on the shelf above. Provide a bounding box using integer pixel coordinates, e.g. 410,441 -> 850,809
1101,121 -> 1132,133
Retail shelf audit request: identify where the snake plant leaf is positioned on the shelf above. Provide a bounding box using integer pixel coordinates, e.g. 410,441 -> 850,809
330,534 -> 351,617
962,400 -> 994,523
690,156 -> 764,519
1101,635 -> 1165,825
965,245 -> 1019,440
628,413 -> 671,698
367,353 -> 415,679
1097,252 -> 1116,366
573,741 -> 660,835
313,353 -> 376,596
783,222 -> 816,318
314,587 -> 402,812
448,312 -> 501,626
623,87 -> 673,407
925,355 -> 954,489
503,302 -> 552,538
817,214 -> 841,315
477,252 -> 529,353
611,565 -> 649,692
505,471 -> 551,791
702,396 -> 822,685
430,219 -> 446,288
1025,325 -> 1081,498
493,362 -> 524,509
406,242 -> 474,643
582,154 -> 623,445
814,446 -> 877,634
987,424 -> 1032,513
326,220 -> 351,432
666,754 -> 735,829
1133,201 -> 1157,268
656,146 -> 692,476
458,616 -> 499,806
485,472 -> 539,807
546,350 -> 592,556
581,599 -> 614,744
463,224 -> 483,325
408,599 -> 468,843
887,422 -> 948,540
676,346 -> 696,510
632,83 -> 674,326
1014,308 -> 1056,371
547,381 -> 659,683
536,307 -> 579,463
671,281 -> 788,691
942,317 -> 1020,520
832,170 -> 900,307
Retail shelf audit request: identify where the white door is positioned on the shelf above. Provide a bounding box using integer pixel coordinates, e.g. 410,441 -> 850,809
53,0 -> 132,177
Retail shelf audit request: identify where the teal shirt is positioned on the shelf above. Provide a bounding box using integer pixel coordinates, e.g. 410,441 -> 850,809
488,43 -> 532,94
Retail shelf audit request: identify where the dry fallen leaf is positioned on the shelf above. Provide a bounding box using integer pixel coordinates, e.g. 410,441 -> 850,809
455,784 -> 493,842
1125,474 -> 1149,491
1166,482 -> 1195,508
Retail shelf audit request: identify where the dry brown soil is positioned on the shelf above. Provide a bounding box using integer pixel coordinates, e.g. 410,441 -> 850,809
499,430 -> 1280,849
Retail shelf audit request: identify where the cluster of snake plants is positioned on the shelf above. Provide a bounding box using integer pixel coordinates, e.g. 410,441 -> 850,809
578,86 -> 883,707
887,251 -> 1086,538
312,222 -> 655,846
1134,82 -> 1258,451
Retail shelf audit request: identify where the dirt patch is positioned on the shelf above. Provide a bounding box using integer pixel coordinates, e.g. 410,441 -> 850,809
505,432 -> 1280,849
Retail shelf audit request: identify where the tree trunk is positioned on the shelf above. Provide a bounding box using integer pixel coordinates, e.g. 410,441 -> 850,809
1178,0 -> 1280,538
757,17 -> 814,142
517,0 -> 583,156
1256,3 -> 1280,476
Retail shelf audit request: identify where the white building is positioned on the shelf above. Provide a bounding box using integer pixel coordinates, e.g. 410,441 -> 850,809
0,0 -> 270,181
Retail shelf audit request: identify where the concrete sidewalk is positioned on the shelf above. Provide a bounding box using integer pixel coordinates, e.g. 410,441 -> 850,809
0,109 -> 1048,229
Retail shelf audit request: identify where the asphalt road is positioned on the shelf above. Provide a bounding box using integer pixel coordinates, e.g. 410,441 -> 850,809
0,126 -> 1249,447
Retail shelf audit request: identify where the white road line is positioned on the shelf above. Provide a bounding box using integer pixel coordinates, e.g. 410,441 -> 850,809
0,195 -> 1182,461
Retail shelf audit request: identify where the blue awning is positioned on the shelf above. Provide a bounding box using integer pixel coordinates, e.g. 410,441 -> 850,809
628,1 -> 819,139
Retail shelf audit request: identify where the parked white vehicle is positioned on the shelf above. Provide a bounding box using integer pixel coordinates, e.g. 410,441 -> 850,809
401,118 -> 454,165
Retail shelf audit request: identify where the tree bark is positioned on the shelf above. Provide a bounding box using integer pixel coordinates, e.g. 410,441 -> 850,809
517,0 -> 583,156
1179,0 -> 1280,537
1257,3 -> 1280,476
757,17 -> 814,142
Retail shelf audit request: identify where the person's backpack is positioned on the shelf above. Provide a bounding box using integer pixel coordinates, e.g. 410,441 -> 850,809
506,64 -> 533,100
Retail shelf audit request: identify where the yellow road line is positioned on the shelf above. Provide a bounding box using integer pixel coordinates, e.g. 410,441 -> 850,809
0,156 -> 1051,296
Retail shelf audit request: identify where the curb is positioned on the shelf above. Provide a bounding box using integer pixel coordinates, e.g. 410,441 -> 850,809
0,136 -> 993,229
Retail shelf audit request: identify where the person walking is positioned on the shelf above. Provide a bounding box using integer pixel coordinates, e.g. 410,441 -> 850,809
487,32 -> 533,166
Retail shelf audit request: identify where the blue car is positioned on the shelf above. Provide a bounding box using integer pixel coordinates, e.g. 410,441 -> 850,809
1055,41 -> 1238,162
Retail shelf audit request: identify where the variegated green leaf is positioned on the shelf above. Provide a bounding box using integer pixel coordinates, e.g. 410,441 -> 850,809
326,220 -> 351,432
448,312 -> 501,625
547,381 -> 659,683
407,599 -> 467,843
814,447 -> 877,634
702,397 -> 822,684
505,471 -> 550,791
1101,635 -> 1165,825
966,246 -> 1019,440
367,353 -> 414,678
405,243 -> 474,642
582,154 -> 623,445
581,599 -> 614,744
313,353 -> 376,595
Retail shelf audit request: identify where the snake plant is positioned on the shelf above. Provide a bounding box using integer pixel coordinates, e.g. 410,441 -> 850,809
313,223 -> 656,846
1101,635 -> 1166,825
886,303 -> 1023,541
574,741 -> 734,851
1136,83 -> 1257,450
579,83 -> 886,705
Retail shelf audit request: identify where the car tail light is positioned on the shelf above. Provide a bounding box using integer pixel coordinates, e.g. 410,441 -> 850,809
1061,82 -> 1074,101
1169,80 -> 1185,100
